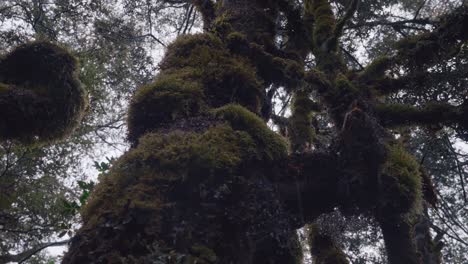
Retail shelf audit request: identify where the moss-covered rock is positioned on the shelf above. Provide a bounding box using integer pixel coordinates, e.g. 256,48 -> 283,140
0,41 -> 87,144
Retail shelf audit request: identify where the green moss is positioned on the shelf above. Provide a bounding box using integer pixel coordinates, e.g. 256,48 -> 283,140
82,124 -> 261,226
213,104 -> 288,161
376,102 -> 459,127
312,0 -> 336,45
212,13 -> 234,37
380,143 -> 423,216
0,41 -> 87,144
271,57 -> 305,84
359,56 -> 393,81
128,33 -> 266,142
305,69 -> 329,88
127,72 -> 207,143
0,83 -> 9,94
289,91 -> 316,152
159,33 -> 263,113
335,74 -> 356,92
324,73 -> 358,103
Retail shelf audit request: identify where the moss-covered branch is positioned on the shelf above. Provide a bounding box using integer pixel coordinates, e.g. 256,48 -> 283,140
361,4 -> 467,80
226,32 -> 305,89
394,5 -> 467,68
375,102 -> 466,128
310,0 -> 336,50
278,0 -> 313,57
192,0 -> 215,30
333,0 -> 359,43
289,90 -> 320,152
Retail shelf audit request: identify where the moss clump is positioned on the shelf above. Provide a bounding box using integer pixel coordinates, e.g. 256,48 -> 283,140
82,124 -> 260,225
312,0 -> 336,46
358,56 -> 393,82
159,33 -> 225,70
270,57 -> 305,86
0,41 -> 87,144
127,34 -> 264,141
379,143 -> 422,217
334,73 -> 357,93
305,69 -> 330,90
127,72 -> 207,143
289,91 -> 316,152
213,104 -> 288,161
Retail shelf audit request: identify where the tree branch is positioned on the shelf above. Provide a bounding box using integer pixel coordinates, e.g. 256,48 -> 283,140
346,18 -> 434,30
334,0 -> 359,40
0,239 -> 70,264
191,0 -> 215,30
375,102 -> 466,128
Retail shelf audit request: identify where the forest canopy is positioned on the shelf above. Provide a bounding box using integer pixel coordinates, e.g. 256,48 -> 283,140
0,0 -> 467,263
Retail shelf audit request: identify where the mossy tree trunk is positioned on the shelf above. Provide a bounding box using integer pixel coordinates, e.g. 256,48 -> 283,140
63,1 -> 468,263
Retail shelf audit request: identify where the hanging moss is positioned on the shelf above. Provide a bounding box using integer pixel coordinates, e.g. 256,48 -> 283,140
379,143 -> 423,218
213,104 -> 288,161
0,42 -> 87,144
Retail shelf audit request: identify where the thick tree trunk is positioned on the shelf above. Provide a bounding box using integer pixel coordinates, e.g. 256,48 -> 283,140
62,1 -> 463,263
63,1 -> 305,263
